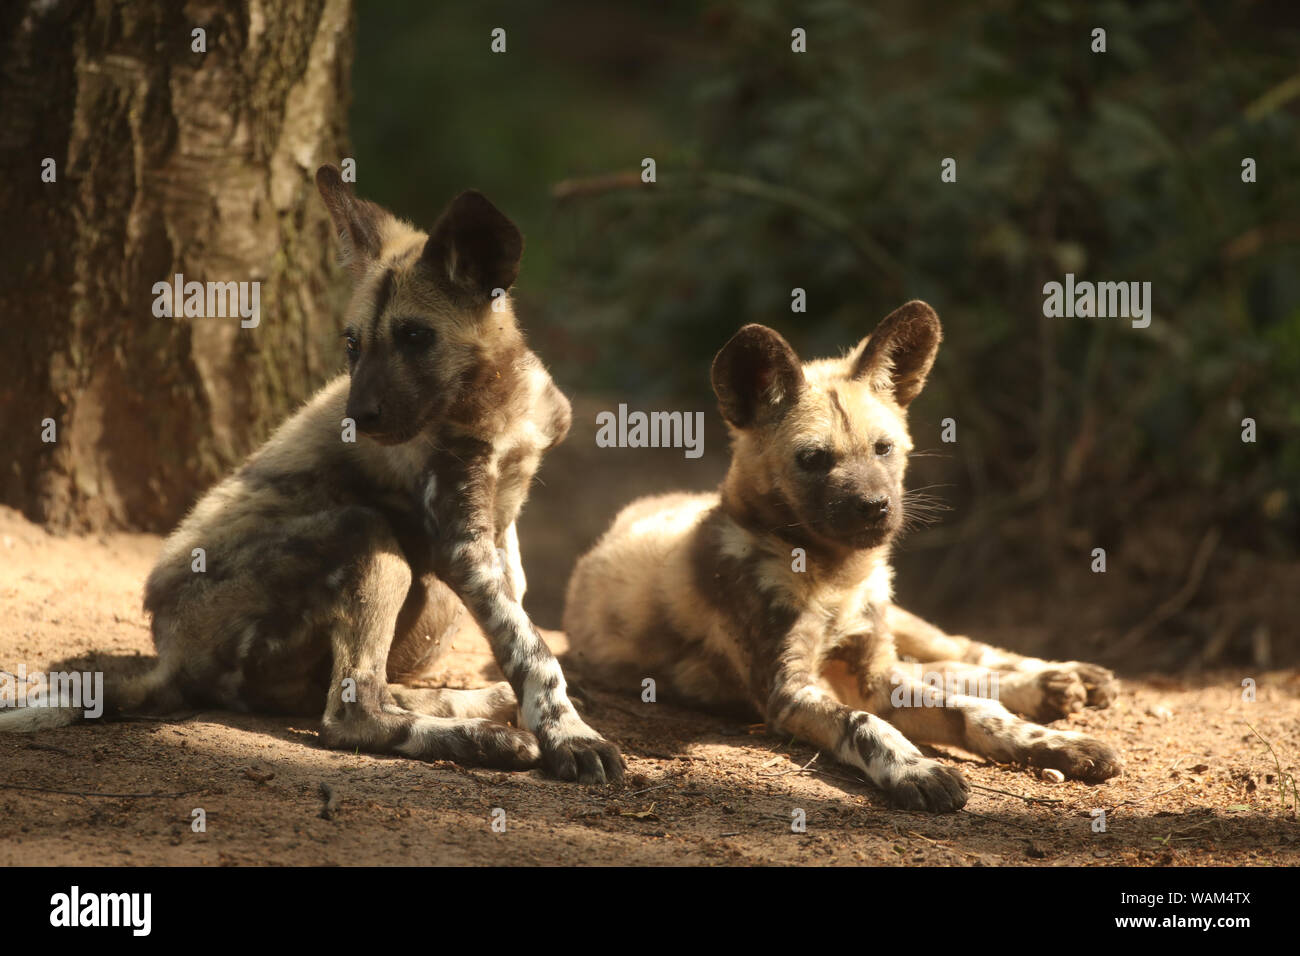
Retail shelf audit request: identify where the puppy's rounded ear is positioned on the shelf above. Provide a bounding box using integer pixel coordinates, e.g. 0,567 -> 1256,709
421,190 -> 523,302
849,300 -> 942,407
316,165 -> 388,275
711,324 -> 805,429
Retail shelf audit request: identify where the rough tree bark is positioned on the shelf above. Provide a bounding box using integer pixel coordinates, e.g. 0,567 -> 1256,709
0,0 -> 354,531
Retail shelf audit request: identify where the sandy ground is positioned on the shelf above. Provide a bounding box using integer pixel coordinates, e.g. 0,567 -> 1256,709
0,504 -> 1296,866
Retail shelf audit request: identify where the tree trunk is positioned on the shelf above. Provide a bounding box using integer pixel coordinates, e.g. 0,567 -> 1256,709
0,0 -> 354,531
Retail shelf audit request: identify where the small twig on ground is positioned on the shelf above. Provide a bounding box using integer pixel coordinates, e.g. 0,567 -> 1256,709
968,782 -> 1063,805
904,828 -> 983,861
959,809 -> 1012,823
617,802 -> 659,820
809,768 -> 869,786
751,750 -> 871,786
626,782 -> 675,797
1106,781 -> 1184,814
759,752 -> 819,778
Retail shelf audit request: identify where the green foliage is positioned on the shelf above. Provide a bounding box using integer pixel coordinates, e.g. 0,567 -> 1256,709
546,0 -> 1300,546
350,0 -> 699,292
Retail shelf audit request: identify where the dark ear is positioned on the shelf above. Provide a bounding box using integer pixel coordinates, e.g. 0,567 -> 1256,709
849,300 -> 942,407
316,164 -> 389,275
420,190 -> 523,302
711,324 -> 805,429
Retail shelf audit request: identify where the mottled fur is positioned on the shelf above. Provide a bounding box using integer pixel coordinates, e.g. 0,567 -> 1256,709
564,302 -> 1119,810
2,168 -> 622,784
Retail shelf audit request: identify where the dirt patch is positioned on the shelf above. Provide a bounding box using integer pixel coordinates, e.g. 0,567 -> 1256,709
1,505 -> 1296,866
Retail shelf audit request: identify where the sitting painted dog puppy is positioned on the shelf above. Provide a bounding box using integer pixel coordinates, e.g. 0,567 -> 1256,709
2,167 -> 623,785
564,303 -> 1118,809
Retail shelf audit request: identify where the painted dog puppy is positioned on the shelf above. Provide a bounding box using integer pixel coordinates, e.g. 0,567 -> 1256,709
2,167 -> 624,785
564,302 -> 1118,809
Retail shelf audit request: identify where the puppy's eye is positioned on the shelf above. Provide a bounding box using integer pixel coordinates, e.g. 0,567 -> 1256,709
396,323 -> 436,349
874,440 -> 894,457
796,448 -> 835,472
342,331 -> 359,356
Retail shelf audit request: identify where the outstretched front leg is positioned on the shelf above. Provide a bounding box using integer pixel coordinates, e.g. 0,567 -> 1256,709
885,604 -> 1119,717
423,443 -> 624,784
751,608 -> 968,813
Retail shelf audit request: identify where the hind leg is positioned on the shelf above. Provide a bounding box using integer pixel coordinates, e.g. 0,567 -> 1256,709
887,658 -> 1092,724
151,504 -> 540,767
881,678 -> 1123,783
749,615 -> 969,813
315,516 -> 539,769
827,645 -> 1122,783
886,604 -> 1118,712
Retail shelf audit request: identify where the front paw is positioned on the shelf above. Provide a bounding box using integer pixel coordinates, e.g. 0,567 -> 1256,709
882,759 -> 969,813
539,723 -> 625,784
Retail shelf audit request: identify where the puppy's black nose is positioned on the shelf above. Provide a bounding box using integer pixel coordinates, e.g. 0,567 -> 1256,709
856,494 -> 890,521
